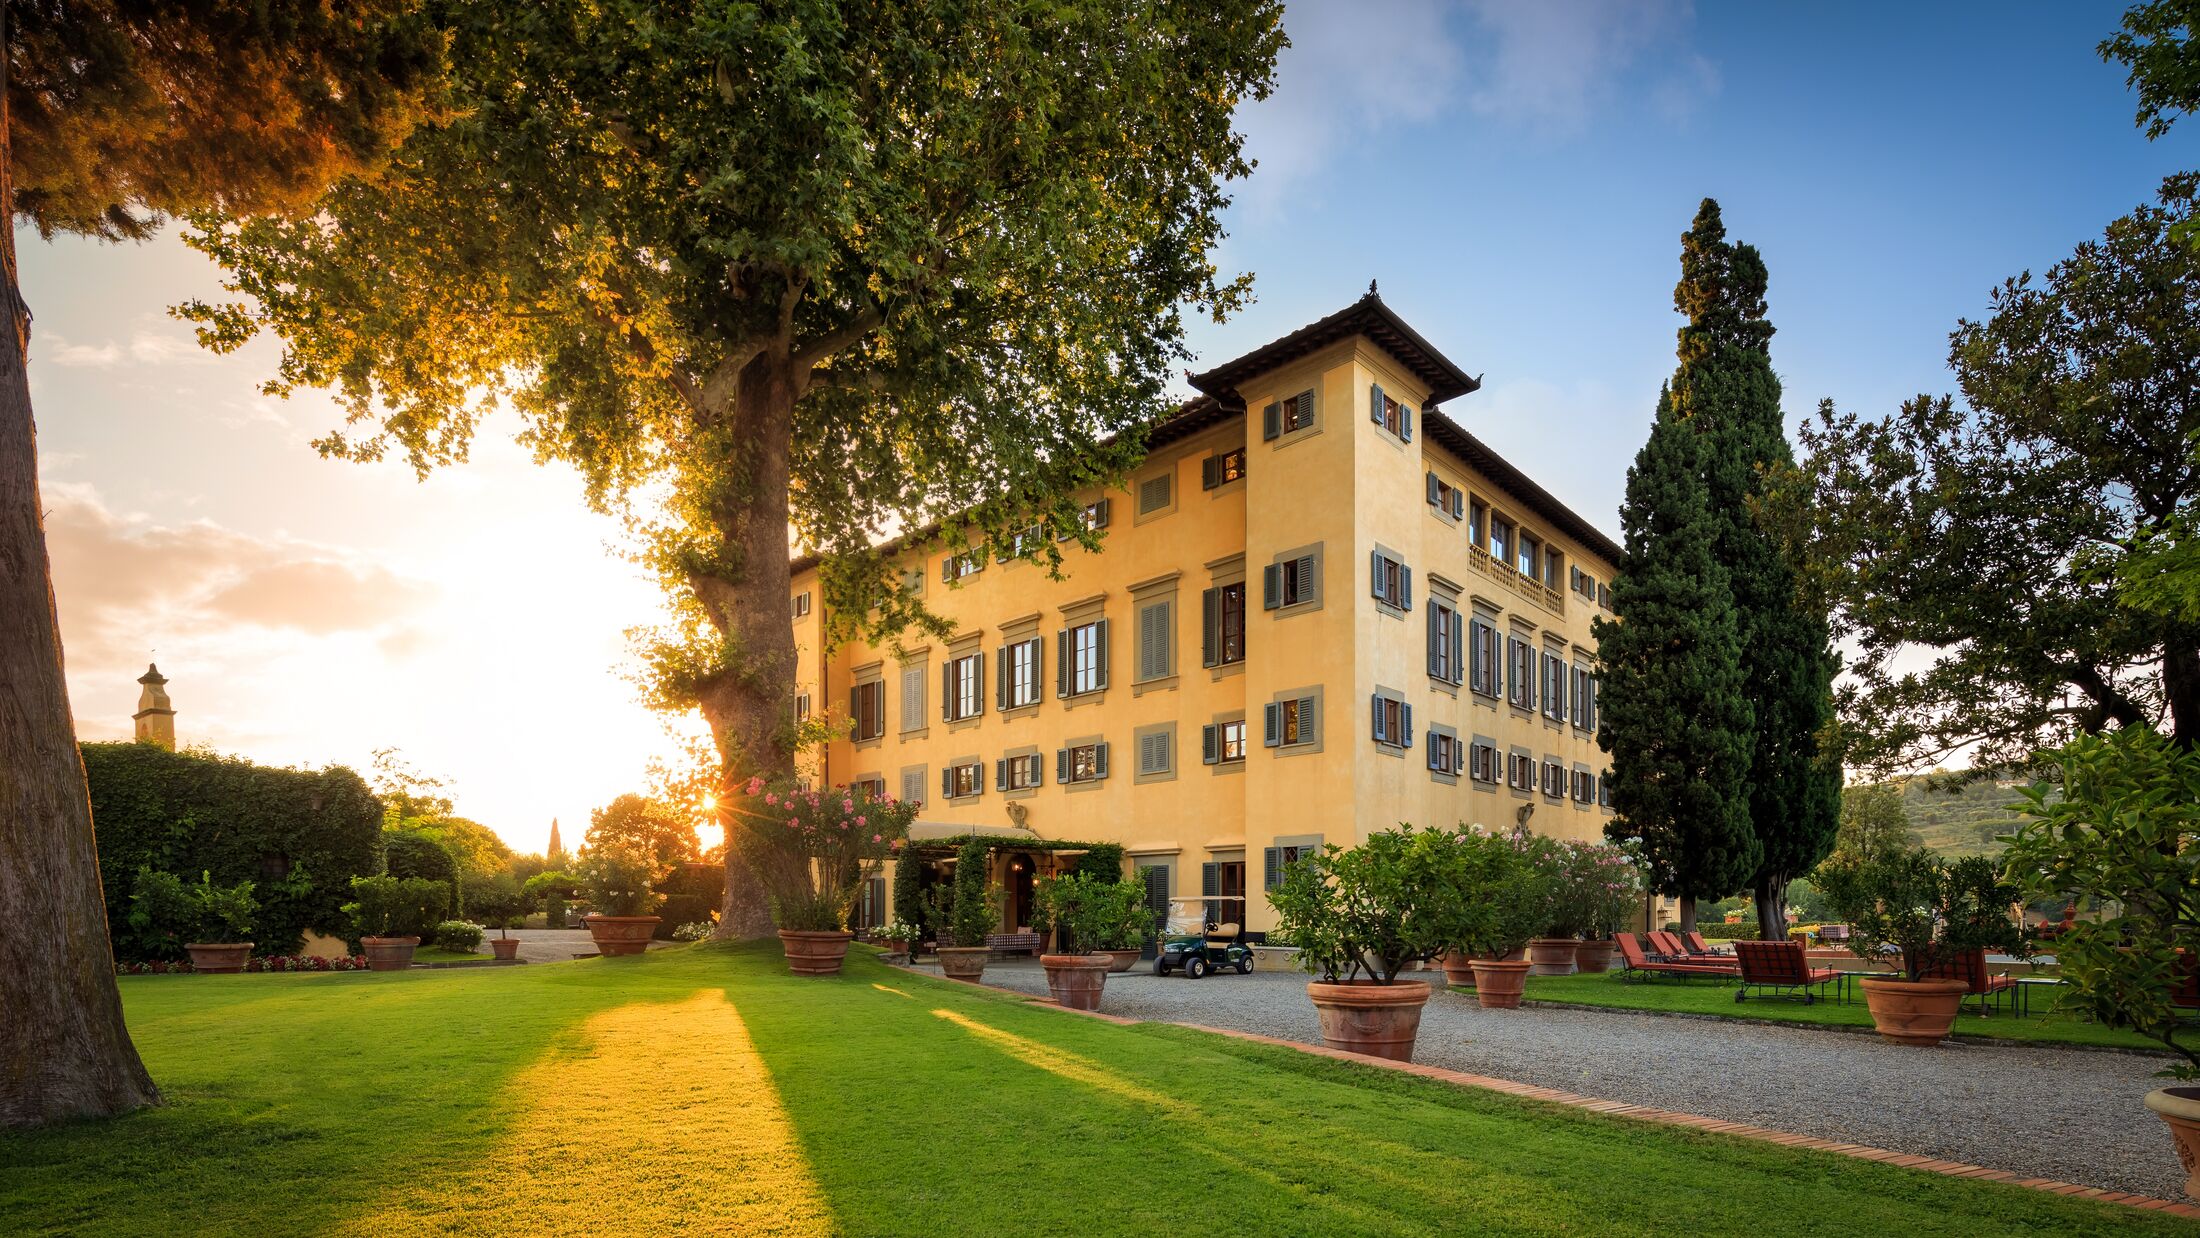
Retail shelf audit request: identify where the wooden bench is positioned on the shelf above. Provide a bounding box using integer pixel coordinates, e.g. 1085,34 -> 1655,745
985,932 -> 1042,958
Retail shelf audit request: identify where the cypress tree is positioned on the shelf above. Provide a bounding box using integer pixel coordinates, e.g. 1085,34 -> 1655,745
1594,380 -> 1757,932
1675,201 -> 1842,940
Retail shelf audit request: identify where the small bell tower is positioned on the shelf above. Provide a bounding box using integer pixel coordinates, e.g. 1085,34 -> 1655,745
133,663 -> 176,750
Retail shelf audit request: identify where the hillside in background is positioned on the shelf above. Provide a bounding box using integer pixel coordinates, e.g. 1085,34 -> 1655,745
1885,772 -> 2036,858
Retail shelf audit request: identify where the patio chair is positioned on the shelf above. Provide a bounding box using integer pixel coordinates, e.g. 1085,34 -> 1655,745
1732,939 -> 1847,1005
1650,930 -> 1734,966
1682,931 -> 1734,959
1614,933 -> 1740,983
1920,946 -> 2016,1016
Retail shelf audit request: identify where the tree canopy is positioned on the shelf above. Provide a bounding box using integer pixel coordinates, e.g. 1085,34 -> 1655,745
2103,0 -> 2200,140
1797,175 -> 2200,772
182,0 -> 1284,934
585,793 -> 700,873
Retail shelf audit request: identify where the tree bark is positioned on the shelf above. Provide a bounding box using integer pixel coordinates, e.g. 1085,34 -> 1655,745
1676,895 -> 1696,935
1753,875 -> 1787,944
0,291 -> 162,1126
698,348 -> 803,941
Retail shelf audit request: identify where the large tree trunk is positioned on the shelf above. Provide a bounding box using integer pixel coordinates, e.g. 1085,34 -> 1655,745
0,294 -> 161,1126
1753,875 -> 1788,944
1676,895 -> 1696,935
697,349 -> 803,940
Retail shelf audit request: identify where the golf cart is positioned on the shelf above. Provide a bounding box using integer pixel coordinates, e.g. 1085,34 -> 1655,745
1154,896 -> 1253,978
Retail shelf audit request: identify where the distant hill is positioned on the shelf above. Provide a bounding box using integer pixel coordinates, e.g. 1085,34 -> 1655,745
1884,772 -> 2038,859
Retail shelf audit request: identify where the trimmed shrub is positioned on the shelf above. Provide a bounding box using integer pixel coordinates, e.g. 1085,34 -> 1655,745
384,830 -> 463,918
83,742 -> 381,959
432,920 -> 485,952
653,863 -> 723,940
125,869 -> 257,959
1073,842 -> 1127,883
344,875 -> 447,941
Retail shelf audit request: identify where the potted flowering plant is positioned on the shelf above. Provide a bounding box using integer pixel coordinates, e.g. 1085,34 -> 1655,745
1030,873 -> 1154,1008
1529,838 -> 1594,976
1571,842 -> 1645,973
872,920 -> 921,957
1424,827 -> 1555,1008
929,838 -> 1003,981
578,837 -> 667,956
1818,845 -> 2028,1046
748,776 -> 917,976
1270,826 -> 1457,1061
343,875 -> 445,970
128,868 -> 258,974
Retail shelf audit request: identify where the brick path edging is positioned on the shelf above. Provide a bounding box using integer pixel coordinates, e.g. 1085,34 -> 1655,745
958,971 -> 2200,1221
1516,997 -> 2181,1061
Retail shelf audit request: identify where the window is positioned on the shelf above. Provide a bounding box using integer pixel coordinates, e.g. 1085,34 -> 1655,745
1428,600 -> 1464,685
1517,531 -> 1541,579
1059,619 -> 1109,697
1469,499 -> 1486,547
1599,771 -> 1614,808
1203,719 -> 1249,764
1136,598 -> 1173,681
1369,382 -> 1414,441
1061,498 -> 1111,540
900,767 -> 927,807
1507,636 -> 1536,710
1263,695 -> 1319,748
1263,551 -> 1319,609
1370,550 -> 1411,611
1469,617 -> 1501,698
1542,759 -> 1565,797
1470,740 -> 1499,784
942,549 -> 983,583
1202,581 -> 1246,668
1057,741 -> 1110,784
850,680 -> 885,741
996,525 -> 1043,562
942,650 -> 984,722
1138,472 -> 1173,515
1262,388 -> 1316,440
996,637 -> 1042,711
1426,729 -> 1463,775
1571,664 -> 1595,731
852,776 -> 887,800
1426,473 -> 1466,519
1201,448 -> 1247,490
1263,839 -> 1319,890
900,666 -> 927,731
794,692 -> 812,724
1490,517 -> 1512,568
1542,651 -> 1567,723
1597,582 -> 1613,611
1508,750 -> 1536,791
1369,694 -> 1412,750
995,753 -> 1044,791
1136,729 -> 1173,776
790,591 -> 811,620
900,564 -> 926,594
941,761 -> 984,800
1544,547 -> 1565,591
1572,768 -> 1595,804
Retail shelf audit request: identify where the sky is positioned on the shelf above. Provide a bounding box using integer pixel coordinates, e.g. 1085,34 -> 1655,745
24,2 -> 2194,853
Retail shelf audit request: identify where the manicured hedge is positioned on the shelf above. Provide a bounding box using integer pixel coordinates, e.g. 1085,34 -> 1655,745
383,829 -> 462,919
84,742 -> 383,959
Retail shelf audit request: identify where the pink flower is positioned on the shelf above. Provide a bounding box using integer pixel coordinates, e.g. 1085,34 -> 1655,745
891,839 -> 905,850
855,815 -> 867,828
842,798 -> 855,813
764,792 -> 779,807
745,776 -> 765,795
872,834 -> 883,843
789,816 -> 801,829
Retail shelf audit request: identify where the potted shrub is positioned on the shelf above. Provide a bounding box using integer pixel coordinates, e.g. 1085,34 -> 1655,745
129,868 -> 258,974
873,919 -> 920,958
433,919 -> 485,956
1818,845 -> 2027,1046
490,917 -> 523,961
1575,842 -> 1646,973
1269,827 -> 1452,1061
930,838 -> 1003,982
2003,726 -> 2200,1197
1427,828 -> 1554,1009
1094,876 -> 1157,973
343,875 -> 444,970
523,870 -> 574,929
746,777 -> 917,975
1032,872 -> 1114,1010
1529,838 -> 1591,975
578,836 -> 667,956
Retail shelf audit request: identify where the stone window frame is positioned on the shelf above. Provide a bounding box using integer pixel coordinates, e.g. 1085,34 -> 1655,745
1204,710 -> 1249,774
1133,463 -> 1178,524
1262,541 -> 1325,616
1133,722 -> 1177,785
1130,574 -> 1180,694
899,764 -> 929,809
1425,720 -> 1462,784
996,745 -> 1044,799
1057,732 -> 1110,793
1263,684 -> 1325,757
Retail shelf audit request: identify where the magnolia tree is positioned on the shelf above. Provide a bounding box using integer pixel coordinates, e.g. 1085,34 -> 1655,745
746,778 -> 916,933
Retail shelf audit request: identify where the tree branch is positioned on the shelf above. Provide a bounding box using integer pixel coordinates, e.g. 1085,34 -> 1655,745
793,300 -> 883,372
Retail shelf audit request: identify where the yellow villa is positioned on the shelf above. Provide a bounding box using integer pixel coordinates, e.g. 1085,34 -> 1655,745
787,291 -> 1620,947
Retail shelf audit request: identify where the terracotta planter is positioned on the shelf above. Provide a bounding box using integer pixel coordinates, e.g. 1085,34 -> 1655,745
880,937 -> 913,957
1102,948 -> 1142,974
1439,951 -> 1478,988
1041,953 -> 1112,1010
584,914 -> 661,957
184,942 -> 252,975
778,929 -> 855,976
1574,939 -> 1617,974
1857,976 -> 1968,1046
1306,980 -> 1433,1062
1526,937 -> 1579,976
361,935 -> 420,972
489,937 -> 521,961
1470,959 -> 1533,1009
2147,1087 -> 2200,1200
936,946 -> 989,982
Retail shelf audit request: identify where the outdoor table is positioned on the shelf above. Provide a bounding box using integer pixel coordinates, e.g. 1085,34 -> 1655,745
2012,976 -> 2063,1017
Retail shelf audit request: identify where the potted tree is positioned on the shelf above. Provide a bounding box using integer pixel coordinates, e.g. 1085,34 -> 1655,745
2003,726 -> 2200,1197
1095,876 -> 1157,973
1529,838 -> 1590,975
1818,845 -> 2027,1046
1033,872 -> 1114,1010
931,838 -> 1002,982
578,837 -> 667,956
129,868 -> 258,974
344,875 -> 444,971
1575,843 -> 1645,973
1433,829 -> 1555,1009
1269,827 -> 1452,1061
748,778 -> 917,975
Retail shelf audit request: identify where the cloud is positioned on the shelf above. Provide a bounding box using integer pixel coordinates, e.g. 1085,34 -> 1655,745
1458,0 -> 1711,134
40,333 -> 121,367
128,329 -> 217,366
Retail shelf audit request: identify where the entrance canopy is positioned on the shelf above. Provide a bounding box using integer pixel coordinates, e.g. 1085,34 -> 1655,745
906,821 -> 1042,843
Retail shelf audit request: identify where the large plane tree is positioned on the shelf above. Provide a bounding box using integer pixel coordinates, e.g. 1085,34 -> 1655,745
184,1 -> 1285,936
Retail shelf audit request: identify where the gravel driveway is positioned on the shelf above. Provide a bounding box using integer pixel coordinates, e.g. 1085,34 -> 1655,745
939,958 -> 2182,1202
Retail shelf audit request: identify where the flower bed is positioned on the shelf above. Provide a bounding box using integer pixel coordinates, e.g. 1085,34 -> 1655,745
117,954 -> 371,975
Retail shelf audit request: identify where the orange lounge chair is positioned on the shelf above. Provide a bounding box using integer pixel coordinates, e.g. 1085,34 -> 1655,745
1651,930 -> 1736,966
1615,933 -> 1739,983
1732,939 -> 1847,1005
1683,931 -> 1734,959
1921,946 -> 2017,1016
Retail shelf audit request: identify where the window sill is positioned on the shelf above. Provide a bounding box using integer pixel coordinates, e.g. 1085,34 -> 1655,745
1061,690 -> 1109,710
898,726 -> 930,741
1133,674 -> 1180,697
1427,679 -> 1459,698
1207,660 -> 1246,681
947,717 -> 984,733
1064,778 -> 1108,794
1208,759 -> 1247,776
999,703 -> 1041,721
1203,477 -> 1246,499
1429,771 -> 1459,786
1268,599 -> 1323,618
1134,768 -> 1178,786
1002,787 -> 1038,801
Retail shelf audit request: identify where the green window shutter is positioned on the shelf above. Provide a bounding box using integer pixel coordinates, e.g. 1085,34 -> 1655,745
1401,566 -> 1412,611
1262,563 -> 1282,609
1370,550 -> 1383,601
973,651 -> 985,713
1263,401 -> 1281,441
1297,553 -> 1317,604
1201,587 -> 1219,667
1263,847 -> 1282,891
1093,618 -> 1110,688
940,768 -> 952,799
1055,749 -> 1068,782
1402,703 -> 1414,749
1202,724 -> 1219,764
1056,630 -> 1070,697
996,648 -> 1008,711
1425,472 -> 1439,505
1369,382 -> 1384,425
1370,694 -> 1385,743
1201,455 -> 1221,489
1426,607 -> 1440,677
1202,862 -> 1221,897
1298,696 -> 1317,742
994,759 -> 1006,791
1263,702 -> 1281,747
941,662 -> 953,721
1093,742 -> 1110,780
1401,402 -> 1413,441
1295,390 -> 1314,430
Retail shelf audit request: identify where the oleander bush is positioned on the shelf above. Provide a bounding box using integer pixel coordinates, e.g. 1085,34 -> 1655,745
433,920 -> 485,952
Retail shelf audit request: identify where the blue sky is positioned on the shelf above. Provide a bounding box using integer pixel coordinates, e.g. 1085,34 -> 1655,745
22,1 -> 2188,848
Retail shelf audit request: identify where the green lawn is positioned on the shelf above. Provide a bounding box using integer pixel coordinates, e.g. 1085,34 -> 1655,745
1524,970 -> 2163,1052
1,944 -> 2183,1236
407,945 -> 490,965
